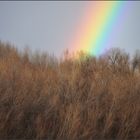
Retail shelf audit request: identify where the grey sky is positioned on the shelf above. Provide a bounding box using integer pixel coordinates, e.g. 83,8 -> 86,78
0,1 -> 140,57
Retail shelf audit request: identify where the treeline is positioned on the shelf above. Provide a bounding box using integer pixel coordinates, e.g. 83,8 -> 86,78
0,41 -> 139,139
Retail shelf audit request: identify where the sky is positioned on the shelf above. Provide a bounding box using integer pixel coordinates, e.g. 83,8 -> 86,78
0,1 -> 140,57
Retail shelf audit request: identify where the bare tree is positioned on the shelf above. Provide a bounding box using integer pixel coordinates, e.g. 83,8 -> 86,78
105,48 -> 130,74
132,50 -> 140,73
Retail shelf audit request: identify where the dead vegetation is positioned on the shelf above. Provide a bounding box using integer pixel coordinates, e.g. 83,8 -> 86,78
0,41 -> 139,139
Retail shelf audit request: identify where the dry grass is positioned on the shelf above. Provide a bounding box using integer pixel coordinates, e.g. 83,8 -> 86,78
0,41 -> 139,140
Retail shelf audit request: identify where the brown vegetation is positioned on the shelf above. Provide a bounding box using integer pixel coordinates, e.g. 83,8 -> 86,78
0,41 -> 139,139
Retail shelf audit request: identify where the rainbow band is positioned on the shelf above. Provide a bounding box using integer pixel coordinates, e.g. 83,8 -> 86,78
69,2 -> 125,56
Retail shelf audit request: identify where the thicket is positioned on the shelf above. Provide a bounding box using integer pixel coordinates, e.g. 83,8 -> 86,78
0,41 -> 139,139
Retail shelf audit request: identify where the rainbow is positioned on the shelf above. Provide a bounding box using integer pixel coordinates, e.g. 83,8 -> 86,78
69,1 -> 125,56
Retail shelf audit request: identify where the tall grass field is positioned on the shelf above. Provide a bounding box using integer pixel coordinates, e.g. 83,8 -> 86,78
0,41 -> 139,139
